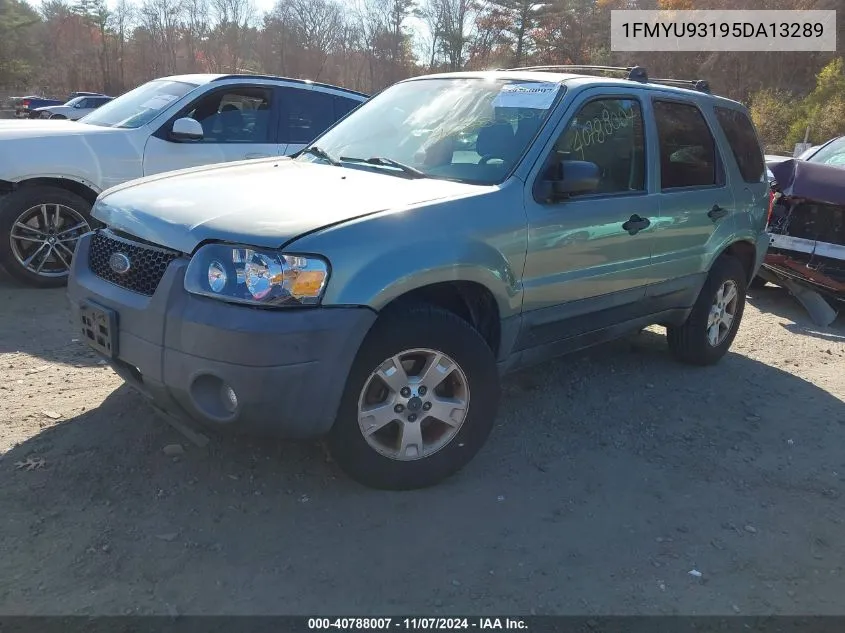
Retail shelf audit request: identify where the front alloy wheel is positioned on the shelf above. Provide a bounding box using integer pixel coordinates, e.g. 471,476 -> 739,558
358,348 -> 470,461
0,185 -> 93,288
10,203 -> 89,278
328,304 -> 500,490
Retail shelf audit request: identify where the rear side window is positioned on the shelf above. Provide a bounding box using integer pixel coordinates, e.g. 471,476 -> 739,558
653,100 -> 718,189
714,107 -> 765,183
280,88 -> 335,144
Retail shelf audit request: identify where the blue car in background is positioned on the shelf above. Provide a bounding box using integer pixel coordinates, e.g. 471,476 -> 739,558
15,92 -> 107,118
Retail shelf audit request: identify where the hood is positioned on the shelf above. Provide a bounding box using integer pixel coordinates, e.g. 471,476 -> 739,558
770,159 -> 845,206
94,158 -> 487,254
0,119 -> 119,140
35,105 -> 70,114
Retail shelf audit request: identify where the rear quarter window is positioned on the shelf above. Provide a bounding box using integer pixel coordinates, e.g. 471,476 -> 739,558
714,106 -> 765,183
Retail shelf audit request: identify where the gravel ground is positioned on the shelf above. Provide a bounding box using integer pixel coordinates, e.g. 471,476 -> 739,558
1,275 -> 844,616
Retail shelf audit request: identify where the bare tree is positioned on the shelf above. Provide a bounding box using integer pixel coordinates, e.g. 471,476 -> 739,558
138,0 -> 184,75
209,0 -> 256,72
183,0 -> 210,71
110,0 -> 135,90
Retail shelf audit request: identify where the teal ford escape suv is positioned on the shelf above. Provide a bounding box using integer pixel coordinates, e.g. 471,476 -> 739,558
67,66 -> 770,490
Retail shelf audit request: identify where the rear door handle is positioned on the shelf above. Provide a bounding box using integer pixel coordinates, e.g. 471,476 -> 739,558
622,214 -> 651,236
708,204 -> 729,220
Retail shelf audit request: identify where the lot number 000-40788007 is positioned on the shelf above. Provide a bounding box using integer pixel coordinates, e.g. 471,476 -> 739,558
307,618 -> 528,630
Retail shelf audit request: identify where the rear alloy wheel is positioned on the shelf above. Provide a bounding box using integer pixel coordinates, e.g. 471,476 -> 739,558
0,186 -> 93,288
667,255 -> 747,366
328,304 -> 500,490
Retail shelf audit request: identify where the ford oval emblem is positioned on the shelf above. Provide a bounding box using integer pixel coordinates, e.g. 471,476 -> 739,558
109,252 -> 131,275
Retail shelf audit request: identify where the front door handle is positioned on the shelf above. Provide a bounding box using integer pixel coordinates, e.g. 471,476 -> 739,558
622,214 -> 651,236
708,204 -> 729,220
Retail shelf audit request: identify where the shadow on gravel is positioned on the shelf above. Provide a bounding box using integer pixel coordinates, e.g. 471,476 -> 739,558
0,275 -> 102,368
2,329 -> 845,615
746,283 -> 845,337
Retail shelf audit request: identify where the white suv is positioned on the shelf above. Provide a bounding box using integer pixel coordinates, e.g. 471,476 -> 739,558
0,74 -> 368,287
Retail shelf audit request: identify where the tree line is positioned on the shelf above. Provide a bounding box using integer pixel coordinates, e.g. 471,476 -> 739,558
1,0 -> 843,150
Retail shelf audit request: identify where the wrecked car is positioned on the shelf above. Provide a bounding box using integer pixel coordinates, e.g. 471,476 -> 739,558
759,158 -> 845,326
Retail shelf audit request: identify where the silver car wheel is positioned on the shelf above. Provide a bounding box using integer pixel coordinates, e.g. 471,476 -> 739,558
357,348 -> 471,461
9,203 -> 90,278
706,280 -> 739,347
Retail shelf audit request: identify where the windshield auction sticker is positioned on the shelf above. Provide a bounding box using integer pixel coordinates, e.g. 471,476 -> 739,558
610,9 -> 836,51
492,83 -> 559,109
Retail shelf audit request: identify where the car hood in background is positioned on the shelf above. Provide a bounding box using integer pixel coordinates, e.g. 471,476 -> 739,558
769,159 -> 845,206
0,119 -> 119,140
94,158 -> 488,254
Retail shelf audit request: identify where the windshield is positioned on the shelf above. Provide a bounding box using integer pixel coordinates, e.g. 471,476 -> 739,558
80,79 -> 197,129
807,136 -> 845,167
297,77 -> 562,185
64,97 -> 85,107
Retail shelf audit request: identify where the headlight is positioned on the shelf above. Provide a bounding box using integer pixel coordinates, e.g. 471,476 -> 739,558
184,244 -> 329,306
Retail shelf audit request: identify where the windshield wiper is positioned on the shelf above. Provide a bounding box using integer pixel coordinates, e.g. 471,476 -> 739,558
299,145 -> 341,166
339,156 -> 427,179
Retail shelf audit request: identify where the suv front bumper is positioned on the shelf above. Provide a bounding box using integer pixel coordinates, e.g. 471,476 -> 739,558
67,232 -> 376,437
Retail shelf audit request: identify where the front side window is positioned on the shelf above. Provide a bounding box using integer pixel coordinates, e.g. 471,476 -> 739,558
714,106 -> 765,183
551,97 -> 645,195
80,79 -> 197,128
181,87 -> 273,143
807,136 -> 845,167
654,100 -> 718,189
296,78 -> 562,185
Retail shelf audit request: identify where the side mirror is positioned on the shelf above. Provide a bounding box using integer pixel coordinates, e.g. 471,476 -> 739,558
538,159 -> 600,201
170,117 -> 204,142
73,102 -> 83,109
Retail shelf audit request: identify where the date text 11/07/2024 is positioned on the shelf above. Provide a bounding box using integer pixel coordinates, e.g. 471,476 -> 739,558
307,618 -> 528,630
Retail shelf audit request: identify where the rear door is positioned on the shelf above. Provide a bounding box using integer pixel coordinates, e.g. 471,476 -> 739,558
143,84 -> 283,176
649,97 -> 737,299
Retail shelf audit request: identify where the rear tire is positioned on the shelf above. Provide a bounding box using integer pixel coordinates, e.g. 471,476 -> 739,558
667,256 -> 747,366
0,185 -> 93,288
327,304 -> 500,490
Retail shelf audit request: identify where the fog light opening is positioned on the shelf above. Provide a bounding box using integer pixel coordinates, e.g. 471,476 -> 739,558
221,383 -> 238,413
189,374 -> 239,422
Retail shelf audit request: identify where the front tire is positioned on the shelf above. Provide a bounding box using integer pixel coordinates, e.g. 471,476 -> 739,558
327,304 -> 500,490
667,255 -> 747,366
0,185 -> 93,288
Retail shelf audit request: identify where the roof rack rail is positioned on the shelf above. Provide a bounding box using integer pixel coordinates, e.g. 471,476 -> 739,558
503,65 -> 649,83
502,64 -> 711,93
648,77 -> 711,93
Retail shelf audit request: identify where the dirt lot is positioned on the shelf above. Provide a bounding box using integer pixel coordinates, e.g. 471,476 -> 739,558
1,274 -> 844,616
